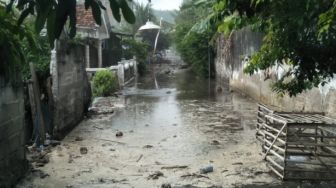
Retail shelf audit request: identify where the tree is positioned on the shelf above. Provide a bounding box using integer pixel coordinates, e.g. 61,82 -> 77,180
0,3 -> 36,82
5,0 -> 136,47
196,0 -> 336,96
174,0 -> 216,77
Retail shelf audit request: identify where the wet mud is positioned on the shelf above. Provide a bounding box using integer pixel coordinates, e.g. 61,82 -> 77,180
18,63 -> 331,187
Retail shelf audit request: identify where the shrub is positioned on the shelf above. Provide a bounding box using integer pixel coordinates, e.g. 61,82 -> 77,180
122,39 -> 149,76
92,70 -> 118,97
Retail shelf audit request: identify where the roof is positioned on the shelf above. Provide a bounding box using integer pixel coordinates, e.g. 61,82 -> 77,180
76,4 -> 97,28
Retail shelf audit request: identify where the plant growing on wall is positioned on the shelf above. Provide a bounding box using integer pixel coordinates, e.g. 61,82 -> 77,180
195,0 -> 336,96
92,70 -> 118,97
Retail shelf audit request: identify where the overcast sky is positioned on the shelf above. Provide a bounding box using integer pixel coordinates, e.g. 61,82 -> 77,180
136,0 -> 182,10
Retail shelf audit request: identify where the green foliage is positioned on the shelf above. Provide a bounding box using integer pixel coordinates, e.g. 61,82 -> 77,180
21,35 -> 51,82
195,0 -> 336,96
5,0 -> 135,48
0,4 -> 36,84
174,0 -> 216,77
122,39 -> 149,75
92,70 -> 118,97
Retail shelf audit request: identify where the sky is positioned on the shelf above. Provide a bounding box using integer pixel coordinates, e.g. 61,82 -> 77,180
136,0 -> 182,10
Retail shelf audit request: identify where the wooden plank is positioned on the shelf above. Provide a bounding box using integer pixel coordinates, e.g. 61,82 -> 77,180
287,133 -> 336,139
262,123 -> 286,136
267,164 -> 284,179
287,142 -> 336,148
263,131 -> 286,145
263,145 -> 285,161
285,167 -> 335,173
264,139 -> 285,153
27,81 -> 37,131
266,156 -> 284,171
263,122 -> 287,159
287,160 -> 336,167
29,62 -> 46,143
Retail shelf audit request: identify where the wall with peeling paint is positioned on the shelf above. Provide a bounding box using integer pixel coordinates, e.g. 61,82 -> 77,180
215,27 -> 336,117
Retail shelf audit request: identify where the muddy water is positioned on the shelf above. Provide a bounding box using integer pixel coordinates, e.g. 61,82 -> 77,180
18,65 -> 283,188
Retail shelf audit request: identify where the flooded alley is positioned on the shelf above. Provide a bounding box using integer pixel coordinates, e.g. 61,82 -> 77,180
17,63 -> 282,188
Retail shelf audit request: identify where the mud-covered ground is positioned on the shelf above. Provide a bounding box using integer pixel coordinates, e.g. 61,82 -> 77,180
18,61 -> 332,188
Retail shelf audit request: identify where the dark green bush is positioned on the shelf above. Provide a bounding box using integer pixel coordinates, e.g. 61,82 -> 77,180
122,39 -> 149,76
92,70 -> 118,97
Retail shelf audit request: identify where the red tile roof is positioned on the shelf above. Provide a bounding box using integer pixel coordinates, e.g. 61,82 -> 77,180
76,4 -> 97,28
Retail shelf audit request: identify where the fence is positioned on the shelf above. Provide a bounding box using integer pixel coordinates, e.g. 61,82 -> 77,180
257,104 -> 336,180
86,58 -> 137,87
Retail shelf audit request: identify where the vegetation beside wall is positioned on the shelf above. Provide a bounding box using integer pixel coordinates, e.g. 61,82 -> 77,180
92,70 -> 118,97
174,1 -> 216,78
123,38 -> 149,76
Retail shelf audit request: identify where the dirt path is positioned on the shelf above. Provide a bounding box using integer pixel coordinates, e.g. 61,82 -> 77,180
18,64 -> 282,188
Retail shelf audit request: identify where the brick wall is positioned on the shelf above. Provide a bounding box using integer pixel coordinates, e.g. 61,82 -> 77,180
51,40 -> 91,137
0,78 -> 27,187
215,27 -> 336,117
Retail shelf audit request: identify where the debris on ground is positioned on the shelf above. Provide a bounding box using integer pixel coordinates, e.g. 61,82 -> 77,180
75,136 -> 83,141
200,165 -> 214,174
80,147 -> 88,154
180,173 -> 210,179
147,171 -> 164,180
161,165 -> 188,170
143,145 -> 153,149
31,169 -> 49,179
232,162 -> 243,165
116,131 -> 123,137
136,154 -> 143,162
211,140 -> 220,145
161,183 -> 172,188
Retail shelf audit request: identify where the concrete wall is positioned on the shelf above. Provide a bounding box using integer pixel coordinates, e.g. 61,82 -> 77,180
0,78 -> 27,187
215,27 -> 336,117
51,40 -> 91,137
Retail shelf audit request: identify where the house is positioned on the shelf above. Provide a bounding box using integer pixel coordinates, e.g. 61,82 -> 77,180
76,1 -> 133,68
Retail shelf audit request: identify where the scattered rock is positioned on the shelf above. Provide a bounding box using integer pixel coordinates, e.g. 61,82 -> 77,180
200,165 -> 214,174
155,161 -> 163,165
148,171 -> 164,180
116,131 -> 123,137
143,145 -> 153,149
80,147 -> 88,155
110,148 -> 116,151
166,91 -> 172,94
50,140 -> 61,147
173,135 -> 177,138
145,124 -> 150,127
211,140 -> 220,145
75,136 -> 83,141
161,183 -> 172,188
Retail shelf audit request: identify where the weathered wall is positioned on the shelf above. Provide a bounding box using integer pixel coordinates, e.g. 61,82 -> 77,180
51,41 -> 91,137
0,78 -> 27,187
215,27 -> 336,117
